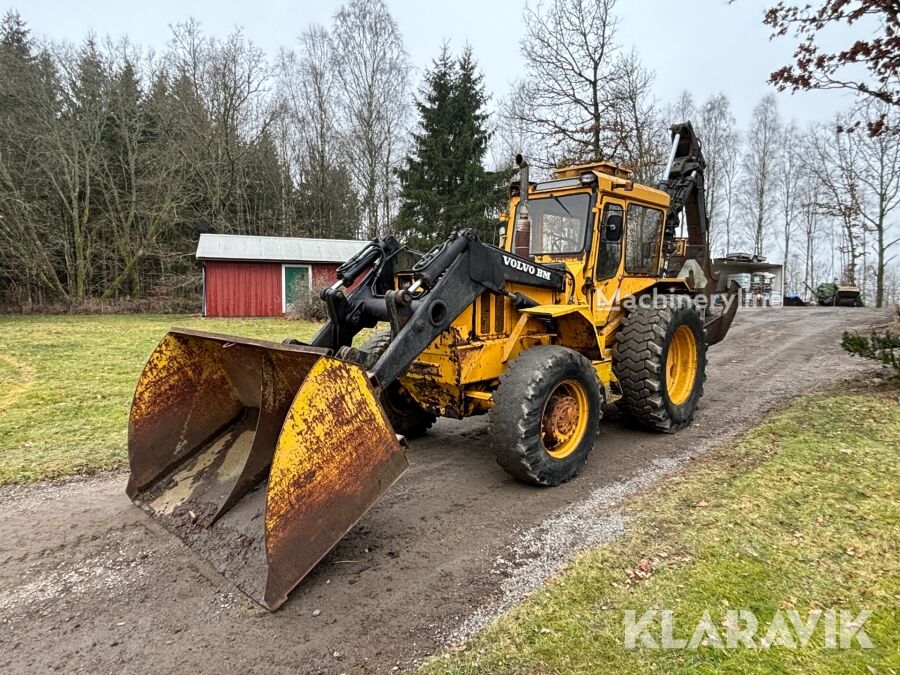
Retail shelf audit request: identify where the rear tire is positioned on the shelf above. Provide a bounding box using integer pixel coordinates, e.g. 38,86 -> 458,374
612,296 -> 707,432
489,346 -> 603,486
359,329 -> 437,439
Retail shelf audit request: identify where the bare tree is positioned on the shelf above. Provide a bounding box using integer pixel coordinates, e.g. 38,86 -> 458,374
331,0 -> 410,238
884,263 -> 900,305
606,49 -> 665,183
719,128 -> 743,256
167,21 -> 276,232
276,25 -> 360,239
740,95 -> 781,257
697,93 -> 738,254
777,120 -> 804,288
1,10 -> 382,307
668,90 -> 696,124
796,164 -> 823,297
508,0 -> 620,166
804,118 -> 867,285
95,41 -> 192,299
853,101 -> 900,306
764,0 -> 900,123
491,92 -> 537,171
38,38 -> 111,301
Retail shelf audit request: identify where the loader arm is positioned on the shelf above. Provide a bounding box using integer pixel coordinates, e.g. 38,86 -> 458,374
310,228 -> 566,389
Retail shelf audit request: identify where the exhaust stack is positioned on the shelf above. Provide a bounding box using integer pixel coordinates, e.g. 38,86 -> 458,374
514,154 -> 531,258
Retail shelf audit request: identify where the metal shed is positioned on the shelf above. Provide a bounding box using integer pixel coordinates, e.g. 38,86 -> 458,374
713,256 -> 785,308
196,234 -> 367,317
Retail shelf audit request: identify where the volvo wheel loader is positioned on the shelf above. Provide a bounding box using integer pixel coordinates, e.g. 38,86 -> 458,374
127,122 -> 738,610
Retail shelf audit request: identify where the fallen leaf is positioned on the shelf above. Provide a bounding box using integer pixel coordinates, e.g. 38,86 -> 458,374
630,558 -> 653,580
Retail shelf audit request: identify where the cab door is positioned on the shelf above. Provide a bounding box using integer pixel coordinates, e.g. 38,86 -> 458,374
587,196 -> 626,315
594,198 -> 625,281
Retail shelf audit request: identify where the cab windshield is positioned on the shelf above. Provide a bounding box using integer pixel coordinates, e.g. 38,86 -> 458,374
517,193 -> 591,255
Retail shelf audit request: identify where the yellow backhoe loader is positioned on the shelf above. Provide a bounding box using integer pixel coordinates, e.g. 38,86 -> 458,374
127,122 -> 739,610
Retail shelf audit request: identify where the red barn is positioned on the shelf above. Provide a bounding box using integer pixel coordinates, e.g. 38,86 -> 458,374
196,234 -> 367,317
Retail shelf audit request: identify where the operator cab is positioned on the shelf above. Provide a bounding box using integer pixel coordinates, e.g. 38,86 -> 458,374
508,159 -> 638,261
508,159 -> 668,282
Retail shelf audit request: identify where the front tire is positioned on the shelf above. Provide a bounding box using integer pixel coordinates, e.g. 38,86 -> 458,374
612,296 -> 707,432
489,346 -> 603,486
359,329 -> 437,439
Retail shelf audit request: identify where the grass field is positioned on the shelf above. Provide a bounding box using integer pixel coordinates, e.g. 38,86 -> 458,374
0,314 -> 321,484
423,385 -> 900,674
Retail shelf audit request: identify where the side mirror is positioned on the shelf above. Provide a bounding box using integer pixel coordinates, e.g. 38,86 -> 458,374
605,214 -> 623,242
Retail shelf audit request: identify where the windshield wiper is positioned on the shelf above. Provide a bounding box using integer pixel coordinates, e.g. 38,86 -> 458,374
551,195 -> 573,217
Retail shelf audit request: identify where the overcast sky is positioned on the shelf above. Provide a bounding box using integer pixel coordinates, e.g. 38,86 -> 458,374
11,0 -> 863,128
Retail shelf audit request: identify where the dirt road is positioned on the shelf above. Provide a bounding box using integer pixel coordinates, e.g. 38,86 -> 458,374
0,308 -> 886,674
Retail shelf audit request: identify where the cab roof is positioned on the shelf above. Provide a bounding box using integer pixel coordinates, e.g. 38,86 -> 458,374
527,160 -> 670,207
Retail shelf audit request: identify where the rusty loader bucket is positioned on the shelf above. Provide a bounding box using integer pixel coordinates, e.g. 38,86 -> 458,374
126,329 -> 406,610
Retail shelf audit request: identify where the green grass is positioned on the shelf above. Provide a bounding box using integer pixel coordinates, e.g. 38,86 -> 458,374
0,314 -> 322,484
423,386 -> 900,674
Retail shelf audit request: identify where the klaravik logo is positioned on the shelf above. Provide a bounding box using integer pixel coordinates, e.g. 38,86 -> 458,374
622,609 -> 874,650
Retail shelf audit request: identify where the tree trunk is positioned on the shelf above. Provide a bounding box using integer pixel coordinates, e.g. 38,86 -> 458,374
876,225 -> 884,308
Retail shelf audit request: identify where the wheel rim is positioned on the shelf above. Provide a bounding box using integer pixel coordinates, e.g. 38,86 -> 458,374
540,379 -> 589,459
666,325 -> 698,406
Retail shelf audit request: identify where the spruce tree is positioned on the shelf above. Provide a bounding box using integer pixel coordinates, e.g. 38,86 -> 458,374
0,12 -> 41,151
397,45 -> 507,249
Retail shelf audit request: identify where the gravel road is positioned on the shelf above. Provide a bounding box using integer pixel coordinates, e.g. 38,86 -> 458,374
0,307 -> 886,674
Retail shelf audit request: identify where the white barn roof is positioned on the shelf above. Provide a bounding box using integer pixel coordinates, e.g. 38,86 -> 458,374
196,233 -> 366,264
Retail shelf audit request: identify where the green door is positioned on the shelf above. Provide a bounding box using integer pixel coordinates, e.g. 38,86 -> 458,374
283,265 -> 310,312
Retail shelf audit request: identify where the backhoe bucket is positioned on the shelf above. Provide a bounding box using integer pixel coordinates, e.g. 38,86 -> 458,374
126,329 -> 407,610
705,280 -> 740,346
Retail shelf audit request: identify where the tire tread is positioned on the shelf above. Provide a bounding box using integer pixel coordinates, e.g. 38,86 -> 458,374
612,297 -> 708,432
489,346 -> 602,486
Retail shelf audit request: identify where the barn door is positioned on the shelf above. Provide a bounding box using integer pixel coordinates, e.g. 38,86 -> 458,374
283,265 -> 311,312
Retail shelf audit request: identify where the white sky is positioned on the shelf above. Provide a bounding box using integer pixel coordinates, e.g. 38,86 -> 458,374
11,0 -> 864,128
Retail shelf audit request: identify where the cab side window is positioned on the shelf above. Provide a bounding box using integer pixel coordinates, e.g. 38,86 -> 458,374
596,203 -> 623,280
625,204 -> 663,274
